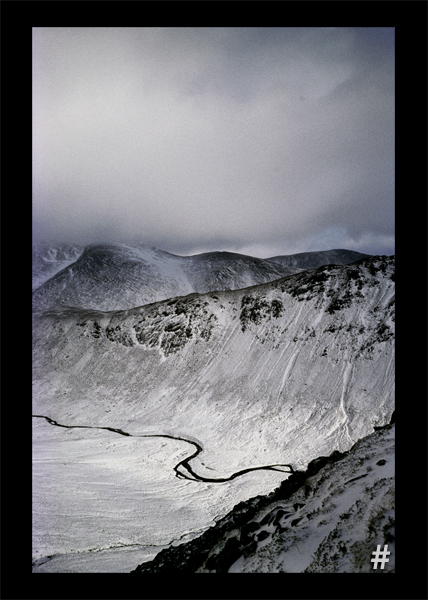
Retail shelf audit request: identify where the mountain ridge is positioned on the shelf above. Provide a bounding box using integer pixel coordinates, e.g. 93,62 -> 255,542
33,255 -> 394,474
32,253 -> 394,573
32,242 -> 374,312
32,242 -> 85,291
32,242 -> 299,312
268,248 -> 370,269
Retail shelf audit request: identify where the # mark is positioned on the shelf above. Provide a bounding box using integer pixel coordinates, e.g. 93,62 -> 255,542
371,544 -> 390,570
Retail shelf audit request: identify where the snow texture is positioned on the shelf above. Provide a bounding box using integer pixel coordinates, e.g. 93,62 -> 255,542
32,242 -> 300,311
133,421 -> 394,573
32,242 -> 85,291
32,248 -> 394,573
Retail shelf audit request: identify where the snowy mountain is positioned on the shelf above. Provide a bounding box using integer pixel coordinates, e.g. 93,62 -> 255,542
33,254 -> 394,463
32,242 -> 85,291
32,253 -> 394,573
133,418 -> 394,573
32,243 -> 300,311
268,248 -> 370,270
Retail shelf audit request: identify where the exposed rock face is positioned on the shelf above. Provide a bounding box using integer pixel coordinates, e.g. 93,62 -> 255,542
32,256 -> 394,482
32,254 -> 394,574
132,421 -> 395,573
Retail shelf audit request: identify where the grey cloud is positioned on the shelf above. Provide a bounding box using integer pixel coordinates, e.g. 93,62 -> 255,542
32,27 -> 394,257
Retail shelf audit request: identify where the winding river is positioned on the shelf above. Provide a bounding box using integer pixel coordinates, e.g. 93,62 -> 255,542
32,415 -> 294,482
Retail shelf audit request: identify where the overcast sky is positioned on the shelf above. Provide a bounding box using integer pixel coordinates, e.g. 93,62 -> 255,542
33,27 -> 394,258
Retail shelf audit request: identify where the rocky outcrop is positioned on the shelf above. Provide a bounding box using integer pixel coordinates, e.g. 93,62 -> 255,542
132,419 -> 395,573
32,243 -> 298,312
33,256 -> 394,491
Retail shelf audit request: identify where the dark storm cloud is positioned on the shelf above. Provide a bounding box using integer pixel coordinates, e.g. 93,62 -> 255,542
33,27 -> 394,257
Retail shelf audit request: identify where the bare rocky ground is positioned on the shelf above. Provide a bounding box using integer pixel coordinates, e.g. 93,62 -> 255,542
132,418 -> 395,573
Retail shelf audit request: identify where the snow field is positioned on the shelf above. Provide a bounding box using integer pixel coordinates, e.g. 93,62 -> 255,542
202,425 -> 395,573
32,256 -> 394,572
32,416 -> 292,572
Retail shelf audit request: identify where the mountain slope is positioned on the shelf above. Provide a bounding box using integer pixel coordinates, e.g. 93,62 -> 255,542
32,242 -> 85,291
132,419 -> 394,573
32,243 -> 300,312
32,255 -> 394,480
268,248 -> 370,270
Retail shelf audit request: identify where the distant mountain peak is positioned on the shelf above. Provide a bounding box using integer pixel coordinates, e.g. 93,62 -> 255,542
32,241 -> 381,313
32,253 -> 394,573
32,242 -> 299,312
267,249 -> 371,270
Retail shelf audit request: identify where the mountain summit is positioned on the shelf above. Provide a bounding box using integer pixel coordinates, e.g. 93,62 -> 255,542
32,243 -> 300,312
32,242 -> 85,291
33,255 -> 394,475
268,248 -> 370,269
32,243 -> 393,574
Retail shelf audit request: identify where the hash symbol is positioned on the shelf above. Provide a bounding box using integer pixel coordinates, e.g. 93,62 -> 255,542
371,544 -> 390,569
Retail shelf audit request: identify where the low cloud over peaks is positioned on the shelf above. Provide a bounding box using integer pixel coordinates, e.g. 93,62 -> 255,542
33,27 -> 394,257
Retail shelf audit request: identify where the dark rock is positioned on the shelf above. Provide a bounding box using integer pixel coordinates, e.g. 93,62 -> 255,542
260,512 -> 272,526
131,438 -> 368,574
276,525 -> 288,534
306,456 -> 330,474
344,473 -> 368,485
274,471 -> 306,500
90,321 -> 102,338
376,459 -> 386,466
213,537 -> 242,573
272,509 -> 289,526
240,521 -> 260,545
256,530 -> 270,542
242,540 -> 258,558
239,296 -> 283,331
205,553 -> 219,571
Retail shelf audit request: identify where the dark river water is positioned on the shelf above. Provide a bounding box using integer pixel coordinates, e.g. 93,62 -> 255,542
32,414 -> 294,482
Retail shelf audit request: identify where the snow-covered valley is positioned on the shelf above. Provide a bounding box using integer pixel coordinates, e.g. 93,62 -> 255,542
32,247 -> 394,573
33,415 -> 290,572
133,419 -> 395,573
